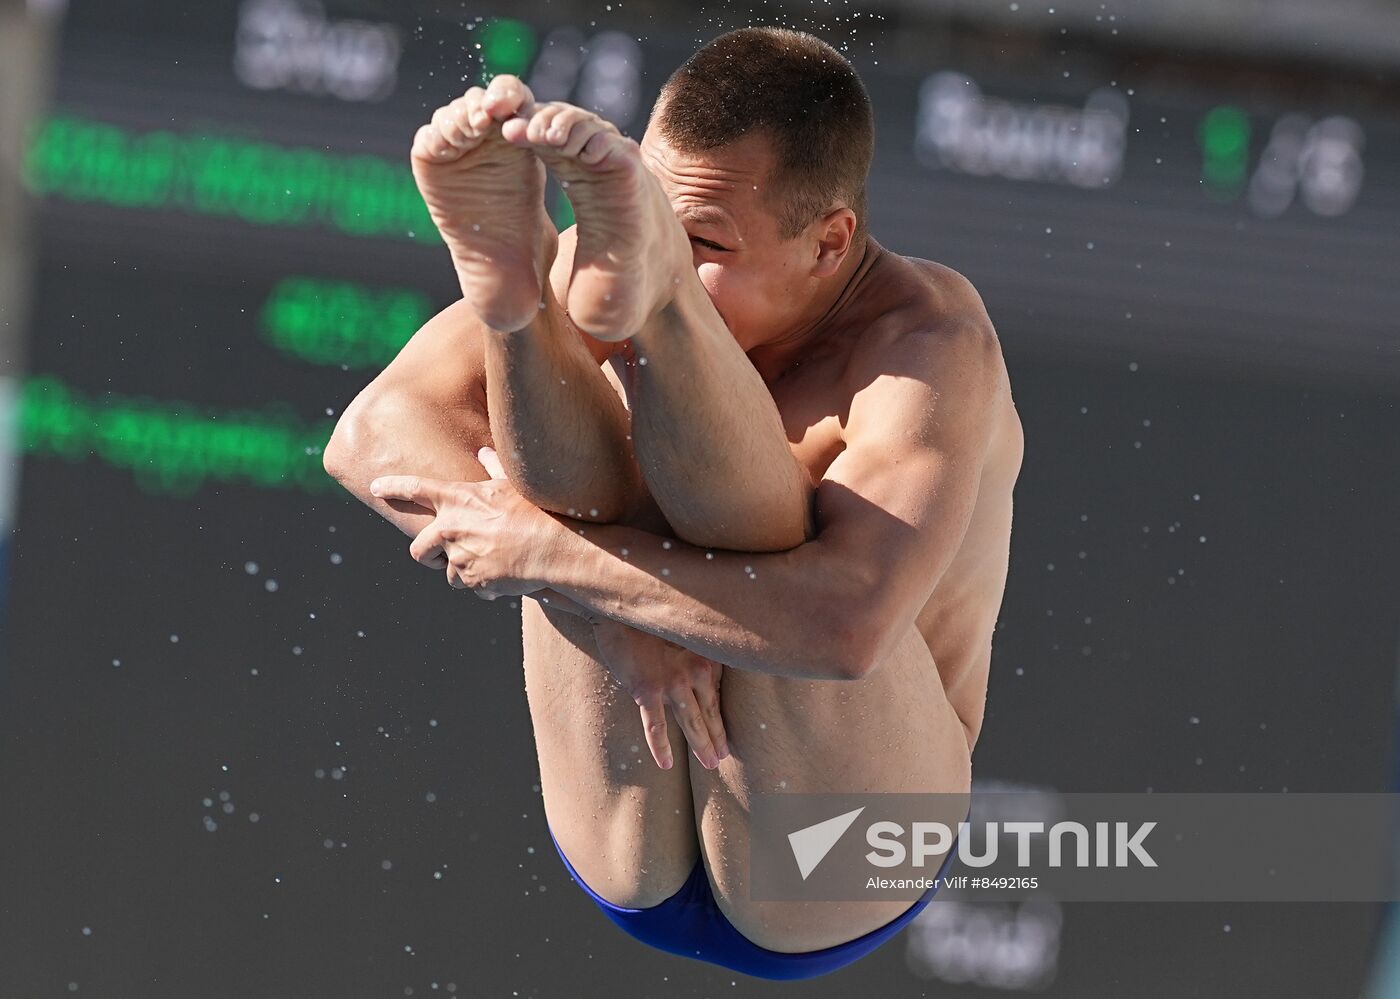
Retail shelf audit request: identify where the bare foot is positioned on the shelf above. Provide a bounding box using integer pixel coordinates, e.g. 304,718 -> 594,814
410,75 -> 557,333
499,102 -> 690,341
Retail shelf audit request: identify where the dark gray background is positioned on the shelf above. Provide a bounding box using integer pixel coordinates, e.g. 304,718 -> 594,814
2,1 -> 1398,996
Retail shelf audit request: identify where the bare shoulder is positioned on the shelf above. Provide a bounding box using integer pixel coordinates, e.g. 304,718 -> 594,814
844,251 -> 1019,461
847,252 -> 1005,398
897,255 -> 996,341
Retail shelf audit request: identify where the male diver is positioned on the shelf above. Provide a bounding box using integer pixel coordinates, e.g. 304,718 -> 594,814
325,27 -> 1022,980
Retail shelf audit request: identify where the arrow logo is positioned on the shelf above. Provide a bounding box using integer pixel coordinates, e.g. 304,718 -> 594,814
787,807 -> 866,880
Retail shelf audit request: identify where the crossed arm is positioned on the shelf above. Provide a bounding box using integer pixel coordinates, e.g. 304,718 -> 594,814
538,322 -> 1000,678
363,312 -> 1006,682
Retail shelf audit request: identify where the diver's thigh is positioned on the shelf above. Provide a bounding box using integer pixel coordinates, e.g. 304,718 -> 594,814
689,625 -> 970,950
522,599 -> 699,908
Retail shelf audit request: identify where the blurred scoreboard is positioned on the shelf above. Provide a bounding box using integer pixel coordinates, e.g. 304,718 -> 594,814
18,1 -> 1400,506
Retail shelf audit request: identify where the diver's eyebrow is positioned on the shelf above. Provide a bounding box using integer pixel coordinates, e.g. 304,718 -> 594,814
676,206 -> 740,238
677,206 -> 732,226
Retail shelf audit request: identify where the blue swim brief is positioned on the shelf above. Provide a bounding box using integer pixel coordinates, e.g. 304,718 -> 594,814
547,825 -> 957,981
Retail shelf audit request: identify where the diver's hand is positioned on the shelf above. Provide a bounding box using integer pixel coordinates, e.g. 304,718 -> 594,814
589,618 -> 729,772
369,449 -> 561,598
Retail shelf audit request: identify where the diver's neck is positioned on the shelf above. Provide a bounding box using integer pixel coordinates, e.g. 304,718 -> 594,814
748,237 -> 882,384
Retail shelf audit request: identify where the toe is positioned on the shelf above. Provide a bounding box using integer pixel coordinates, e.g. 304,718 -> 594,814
578,130 -> 628,167
524,103 -> 566,144
500,116 -> 531,144
411,122 -> 450,161
483,73 -> 535,120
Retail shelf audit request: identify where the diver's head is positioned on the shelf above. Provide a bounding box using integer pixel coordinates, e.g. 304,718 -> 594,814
640,27 -> 875,351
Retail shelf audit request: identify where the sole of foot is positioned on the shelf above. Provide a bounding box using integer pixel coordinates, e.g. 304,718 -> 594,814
502,103 -> 690,342
411,76 -> 558,333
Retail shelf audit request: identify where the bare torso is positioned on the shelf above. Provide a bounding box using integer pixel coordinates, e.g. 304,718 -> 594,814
618,243 -> 1024,749
730,241 -> 1021,748
526,233 -> 1021,948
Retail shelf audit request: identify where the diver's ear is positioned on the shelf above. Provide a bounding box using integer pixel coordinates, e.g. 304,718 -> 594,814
811,207 -> 857,278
